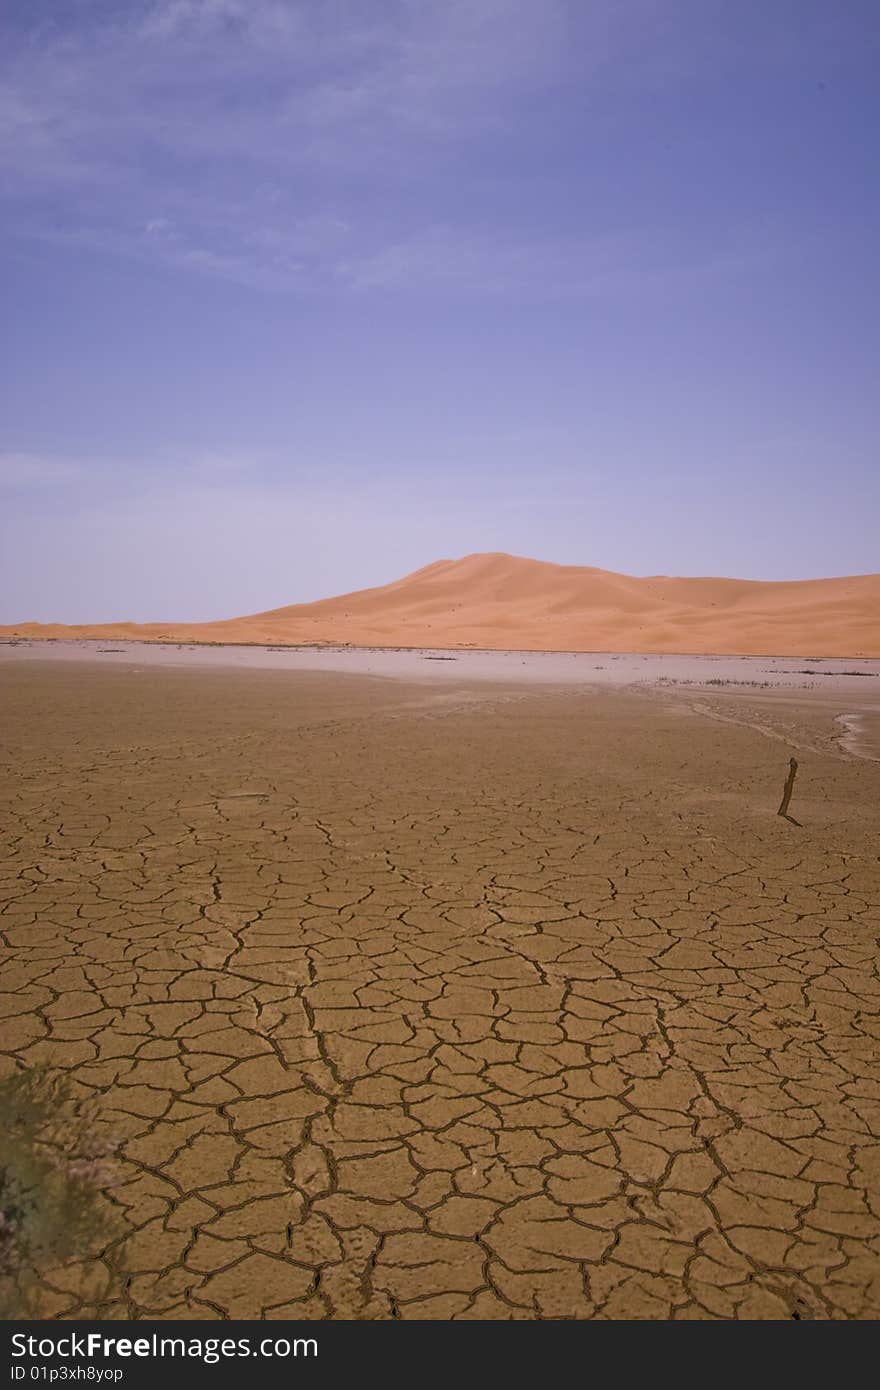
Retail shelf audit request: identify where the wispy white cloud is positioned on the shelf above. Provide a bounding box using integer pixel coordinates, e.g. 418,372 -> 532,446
1,1 -> 686,294
2,1 -> 852,294
0,446 -> 269,497
0,451 -> 89,489
0,439 -> 529,620
343,222 -> 774,299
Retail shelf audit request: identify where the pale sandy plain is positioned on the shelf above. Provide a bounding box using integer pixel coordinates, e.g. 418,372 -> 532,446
1,636 -> 879,1320
3,552 -> 880,657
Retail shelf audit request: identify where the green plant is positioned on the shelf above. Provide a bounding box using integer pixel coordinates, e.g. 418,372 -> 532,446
0,1066 -> 120,1318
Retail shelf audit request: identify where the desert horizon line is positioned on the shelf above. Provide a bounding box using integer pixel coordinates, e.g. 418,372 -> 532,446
5,549 -> 880,631
3,550 -> 878,661
383,552 -> 880,588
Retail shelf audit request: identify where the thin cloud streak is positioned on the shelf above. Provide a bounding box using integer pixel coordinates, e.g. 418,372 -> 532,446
0,1 -> 777,295
1,2 -> 572,287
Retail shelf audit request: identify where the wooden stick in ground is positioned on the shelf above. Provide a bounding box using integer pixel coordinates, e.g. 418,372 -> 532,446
777,757 -> 799,820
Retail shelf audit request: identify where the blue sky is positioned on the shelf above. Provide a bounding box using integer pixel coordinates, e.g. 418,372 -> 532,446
2,0 -> 878,621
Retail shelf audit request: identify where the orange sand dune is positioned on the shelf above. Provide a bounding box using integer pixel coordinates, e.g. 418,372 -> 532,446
4,552 -> 879,657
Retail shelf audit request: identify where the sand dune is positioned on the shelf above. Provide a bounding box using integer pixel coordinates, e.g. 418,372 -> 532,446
4,552 -> 879,656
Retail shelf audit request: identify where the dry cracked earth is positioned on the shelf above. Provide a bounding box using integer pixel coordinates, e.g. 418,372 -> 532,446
1,661 -> 879,1320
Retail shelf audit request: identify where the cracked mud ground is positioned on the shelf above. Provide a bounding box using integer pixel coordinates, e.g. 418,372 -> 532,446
1,662 -> 879,1320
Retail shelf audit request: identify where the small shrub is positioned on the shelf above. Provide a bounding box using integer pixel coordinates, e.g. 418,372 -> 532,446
0,1066 -> 120,1318
704,678 -> 771,688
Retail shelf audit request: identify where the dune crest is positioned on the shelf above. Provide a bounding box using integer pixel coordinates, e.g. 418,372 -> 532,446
4,551 -> 879,657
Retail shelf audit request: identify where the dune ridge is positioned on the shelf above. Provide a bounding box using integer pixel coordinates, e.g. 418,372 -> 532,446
3,552 -> 879,657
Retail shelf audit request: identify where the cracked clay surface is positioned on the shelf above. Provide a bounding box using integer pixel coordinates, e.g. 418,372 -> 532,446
1,661 -> 879,1320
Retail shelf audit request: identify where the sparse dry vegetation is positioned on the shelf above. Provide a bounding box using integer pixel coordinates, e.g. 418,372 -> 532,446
0,1067 -> 120,1318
